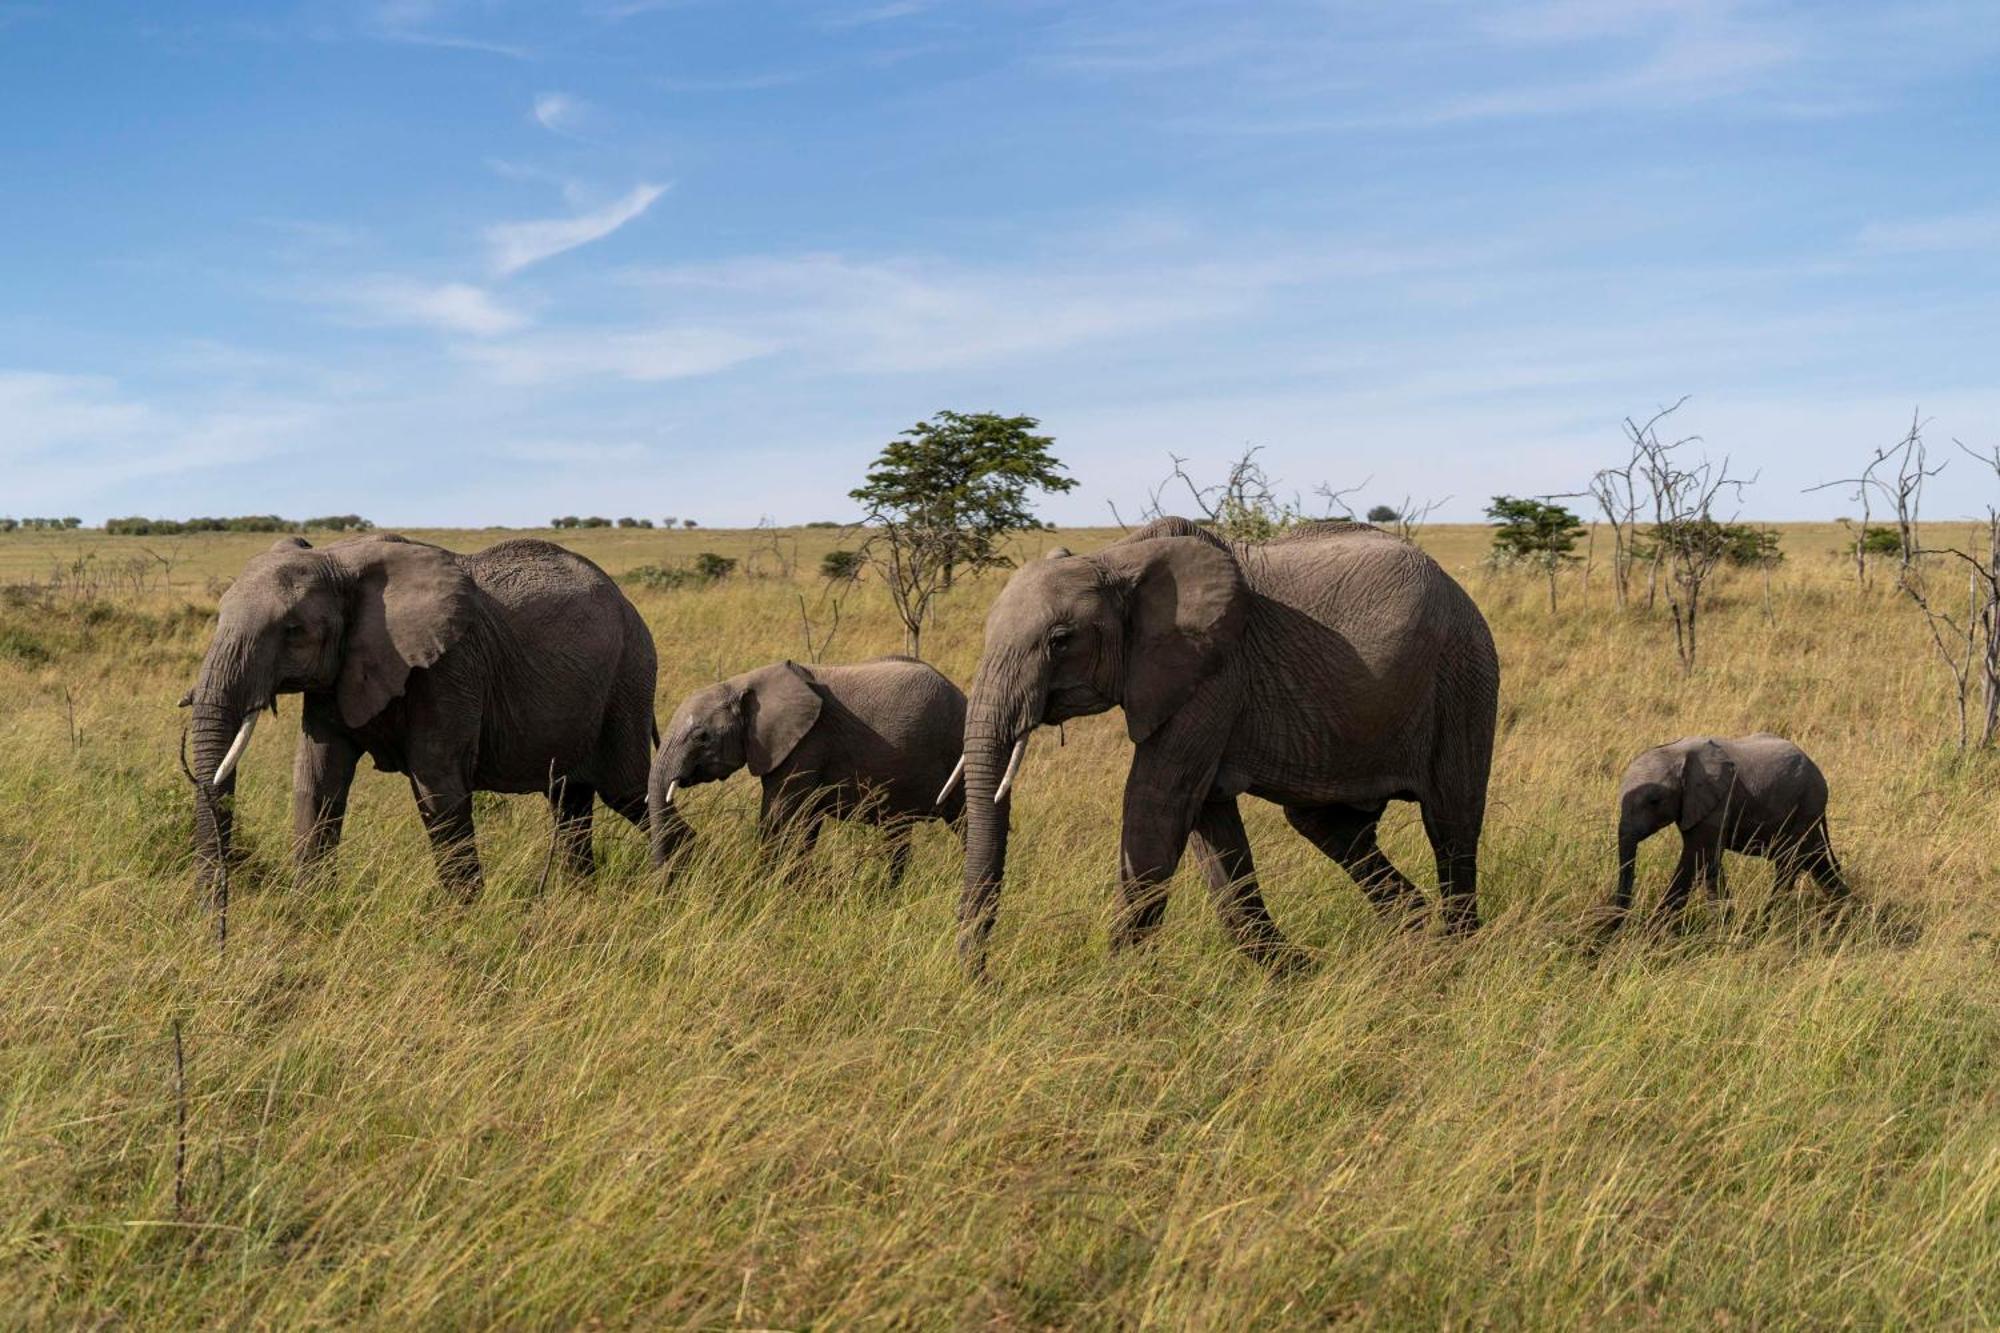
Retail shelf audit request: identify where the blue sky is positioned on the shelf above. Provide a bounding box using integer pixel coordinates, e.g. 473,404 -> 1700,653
3,0 -> 1997,527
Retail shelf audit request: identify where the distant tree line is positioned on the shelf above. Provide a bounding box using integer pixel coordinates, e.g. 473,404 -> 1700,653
0,517 -> 83,532
99,514 -> 373,536
552,516 -> 698,529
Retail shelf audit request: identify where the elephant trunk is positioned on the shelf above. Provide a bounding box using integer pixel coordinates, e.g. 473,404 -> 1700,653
1605,817 -> 1644,934
957,652 -> 1044,977
187,628 -> 273,897
652,748 -> 700,872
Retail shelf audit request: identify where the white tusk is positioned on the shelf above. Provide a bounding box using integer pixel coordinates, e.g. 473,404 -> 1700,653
661,780 -> 678,805
993,735 -> 1029,804
936,755 -> 966,806
211,713 -> 259,786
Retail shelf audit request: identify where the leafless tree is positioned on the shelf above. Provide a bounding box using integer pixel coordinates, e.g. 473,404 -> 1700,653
1131,446 -> 1372,542
138,541 -> 185,603
1385,494 -> 1449,545
1814,416 -> 2000,747
1627,399 -> 1753,672
1806,413 -> 1938,592
746,518 -> 800,581
795,549 -> 857,663
1585,433 -> 1649,610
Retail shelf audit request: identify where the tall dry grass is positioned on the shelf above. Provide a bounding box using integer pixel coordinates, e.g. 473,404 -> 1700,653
3,523 -> 1999,1327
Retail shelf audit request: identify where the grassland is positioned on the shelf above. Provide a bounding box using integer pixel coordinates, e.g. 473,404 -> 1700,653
4,521 -> 2000,1327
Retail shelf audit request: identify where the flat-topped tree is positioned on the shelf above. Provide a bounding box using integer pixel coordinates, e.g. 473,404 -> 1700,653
1486,496 -> 1585,614
849,410 -> 1075,657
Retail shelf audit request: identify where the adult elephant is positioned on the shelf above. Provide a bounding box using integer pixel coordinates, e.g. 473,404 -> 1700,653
956,517 -> 1498,977
184,533 -> 656,900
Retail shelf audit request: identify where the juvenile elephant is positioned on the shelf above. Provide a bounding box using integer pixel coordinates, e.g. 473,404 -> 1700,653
957,517 -> 1500,977
650,657 -> 966,885
1600,733 -> 1847,934
184,534 -> 656,900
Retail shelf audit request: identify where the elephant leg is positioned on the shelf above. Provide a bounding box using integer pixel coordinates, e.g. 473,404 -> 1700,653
1420,804 -> 1482,935
758,784 -> 823,880
1111,770 -> 1200,953
600,784 -> 649,832
1804,824 -> 1849,900
548,779 -> 596,880
1284,803 -> 1427,929
410,773 -> 482,902
290,704 -> 360,888
1658,837 -> 1707,925
882,822 -> 914,892
1770,844 -> 1805,897
1189,797 -> 1294,967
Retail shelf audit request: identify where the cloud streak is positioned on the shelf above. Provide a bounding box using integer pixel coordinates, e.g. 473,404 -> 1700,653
486,183 -> 668,276
456,326 -> 773,384
321,278 -> 528,336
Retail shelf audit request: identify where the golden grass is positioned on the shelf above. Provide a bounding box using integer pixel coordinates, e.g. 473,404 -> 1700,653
4,523 -> 2000,1327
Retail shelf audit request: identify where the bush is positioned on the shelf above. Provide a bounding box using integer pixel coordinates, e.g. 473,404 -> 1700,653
0,626 -> 51,664
820,549 -> 864,582
1367,504 -> 1400,524
303,515 -> 373,532
621,554 -> 737,589
692,552 -> 736,581
1634,520 -> 1785,568
1719,523 -> 1783,567
615,517 -> 655,529
804,520 -> 844,529
1861,525 -> 1904,556
621,565 -> 699,591
682,519 -> 699,529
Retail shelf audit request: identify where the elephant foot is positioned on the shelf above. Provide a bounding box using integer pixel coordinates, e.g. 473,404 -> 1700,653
1249,942 -> 1317,978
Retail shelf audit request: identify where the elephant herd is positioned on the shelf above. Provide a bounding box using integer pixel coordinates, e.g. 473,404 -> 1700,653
184,518 -> 1846,976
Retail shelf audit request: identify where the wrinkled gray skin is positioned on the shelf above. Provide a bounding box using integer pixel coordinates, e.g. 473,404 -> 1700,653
1603,732 -> 1846,933
958,517 -> 1500,977
651,656 -> 966,885
185,534 -> 656,900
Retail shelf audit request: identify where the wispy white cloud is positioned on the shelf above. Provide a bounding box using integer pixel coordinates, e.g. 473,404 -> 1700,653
361,0 -> 530,58
531,91 -> 592,135
657,70 -> 803,92
485,183 -> 668,276
1857,210 -> 2000,255
0,370 -> 313,508
318,278 -> 529,337
495,439 -> 654,465
586,0 -> 694,19
456,327 -> 772,384
621,239 -> 1491,375
823,0 -> 931,29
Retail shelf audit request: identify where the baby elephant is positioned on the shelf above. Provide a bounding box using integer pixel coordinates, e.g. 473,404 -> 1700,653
650,657 -> 966,885
1601,733 -> 1847,934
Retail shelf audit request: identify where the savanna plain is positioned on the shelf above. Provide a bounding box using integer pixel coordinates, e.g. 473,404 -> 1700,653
4,521 -> 1999,1328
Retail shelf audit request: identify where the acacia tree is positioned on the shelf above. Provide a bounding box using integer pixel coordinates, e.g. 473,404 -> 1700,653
1487,496 -> 1585,613
849,410 -> 1076,656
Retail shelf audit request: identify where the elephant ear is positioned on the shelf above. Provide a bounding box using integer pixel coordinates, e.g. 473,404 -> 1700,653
1678,740 -> 1737,830
334,539 -> 477,728
742,661 -> 823,776
1102,536 -> 1249,745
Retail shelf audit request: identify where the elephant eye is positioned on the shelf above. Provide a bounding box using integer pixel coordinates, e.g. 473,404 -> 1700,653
1048,625 -> 1073,647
